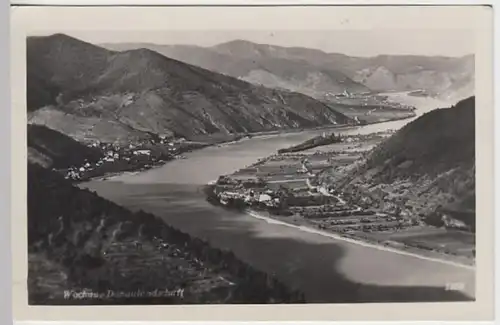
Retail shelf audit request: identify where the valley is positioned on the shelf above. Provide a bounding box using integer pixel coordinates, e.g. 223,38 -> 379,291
26,33 -> 477,305
80,93 -> 475,302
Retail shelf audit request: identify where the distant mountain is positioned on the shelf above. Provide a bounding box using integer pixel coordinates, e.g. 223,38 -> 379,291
28,34 -> 353,144
102,40 -> 474,102
347,55 -> 475,102
319,97 -> 475,228
101,41 -> 370,99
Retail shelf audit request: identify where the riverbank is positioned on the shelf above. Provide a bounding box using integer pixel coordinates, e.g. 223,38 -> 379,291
205,127 -> 475,267
243,208 -> 475,268
205,181 -> 475,269
73,92 -> 421,185
79,113 -> 416,184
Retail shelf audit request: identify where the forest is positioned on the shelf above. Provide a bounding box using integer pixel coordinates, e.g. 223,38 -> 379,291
28,163 -> 306,304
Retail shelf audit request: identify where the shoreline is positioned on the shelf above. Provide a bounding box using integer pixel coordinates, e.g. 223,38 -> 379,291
83,113 -> 416,184
243,208 -> 475,270
202,174 -> 475,271
355,112 -> 417,126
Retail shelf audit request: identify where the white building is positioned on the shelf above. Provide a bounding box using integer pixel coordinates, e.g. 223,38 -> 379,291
258,194 -> 272,202
133,150 -> 151,156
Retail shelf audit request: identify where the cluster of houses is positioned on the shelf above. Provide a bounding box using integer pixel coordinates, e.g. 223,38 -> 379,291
216,187 -> 282,209
65,167 -> 85,181
62,136 -> 189,181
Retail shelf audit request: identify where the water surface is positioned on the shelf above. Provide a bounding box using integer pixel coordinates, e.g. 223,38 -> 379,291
82,93 -> 474,302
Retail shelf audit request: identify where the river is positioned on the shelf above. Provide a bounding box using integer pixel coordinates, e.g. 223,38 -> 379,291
81,92 -> 474,302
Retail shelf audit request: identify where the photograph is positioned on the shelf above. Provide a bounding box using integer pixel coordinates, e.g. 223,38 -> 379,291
11,4 -> 494,321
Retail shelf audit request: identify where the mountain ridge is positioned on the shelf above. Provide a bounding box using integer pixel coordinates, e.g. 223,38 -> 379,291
28,34 -> 355,144
101,39 -> 474,102
100,41 -> 371,98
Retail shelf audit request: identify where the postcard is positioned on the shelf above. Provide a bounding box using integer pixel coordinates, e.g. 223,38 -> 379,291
10,4 -> 494,321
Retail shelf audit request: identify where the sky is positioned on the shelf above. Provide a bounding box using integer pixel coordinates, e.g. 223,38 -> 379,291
54,29 -> 475,58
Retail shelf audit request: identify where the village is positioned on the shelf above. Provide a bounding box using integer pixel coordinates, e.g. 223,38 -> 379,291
325,90 -> 417,110
207,131 -> 475,263
59,135 -> 197,182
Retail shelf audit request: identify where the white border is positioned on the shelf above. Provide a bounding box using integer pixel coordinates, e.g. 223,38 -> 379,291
7,0 -> 497,6
4,1 -> 498,325
2,0 -> 10,323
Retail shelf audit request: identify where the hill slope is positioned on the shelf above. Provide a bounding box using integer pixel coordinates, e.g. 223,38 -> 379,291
27,34 -> 113,111
319,97 -> 475,228
103,40 -> 474,102
28,34 -> 354,144
28,162 -> 304,304
28,124 -> 103,169
365,97 -> 474,177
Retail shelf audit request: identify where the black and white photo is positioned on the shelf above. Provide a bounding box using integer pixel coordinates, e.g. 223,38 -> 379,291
11,4 -> 494,321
